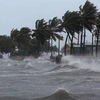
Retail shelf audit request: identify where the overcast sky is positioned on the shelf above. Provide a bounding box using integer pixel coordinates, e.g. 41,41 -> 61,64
0,0 -> 100,46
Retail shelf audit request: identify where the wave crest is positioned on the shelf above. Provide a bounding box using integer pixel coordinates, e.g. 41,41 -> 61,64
34,89 -> 76,100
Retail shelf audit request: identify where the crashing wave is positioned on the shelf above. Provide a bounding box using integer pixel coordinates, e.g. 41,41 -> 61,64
33,89 -> 76,100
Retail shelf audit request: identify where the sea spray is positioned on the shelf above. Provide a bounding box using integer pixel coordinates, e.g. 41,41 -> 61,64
62,55 -> 100,72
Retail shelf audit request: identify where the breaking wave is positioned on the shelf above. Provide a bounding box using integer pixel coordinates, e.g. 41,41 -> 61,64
33,89 -> 76,100
62,55 -> 100,72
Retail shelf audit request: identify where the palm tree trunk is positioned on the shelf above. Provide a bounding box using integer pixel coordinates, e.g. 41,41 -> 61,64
96,28 -> 99,56
77,32 -> 80,45
47,40 -> 50,53
80,31 -> 83,54
70,35 -> 74,55
51,38 -> 53,56
83,28 -> 86,54
58,39 -> 60,56
64,34 -> 68,55
92,33 -> 93,55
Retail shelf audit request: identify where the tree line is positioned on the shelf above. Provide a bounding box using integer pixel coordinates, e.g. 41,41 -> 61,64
0,0 -> 100,57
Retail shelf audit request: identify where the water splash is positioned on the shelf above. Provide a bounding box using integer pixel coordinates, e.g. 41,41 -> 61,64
62,55 -> 100,72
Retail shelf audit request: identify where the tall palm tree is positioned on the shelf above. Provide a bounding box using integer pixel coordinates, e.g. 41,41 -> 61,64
32,18 -> 63,57
62,11 -> 82,55
95,12 -> 100,56
48,17 -> 63,56
79,0 -> 97,54
32,19 -> 49,56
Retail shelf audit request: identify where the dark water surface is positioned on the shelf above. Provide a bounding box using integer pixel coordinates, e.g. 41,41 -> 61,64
0,54 -> 100,100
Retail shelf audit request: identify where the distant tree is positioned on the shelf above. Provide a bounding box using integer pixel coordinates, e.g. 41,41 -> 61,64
0,35 -> 14,54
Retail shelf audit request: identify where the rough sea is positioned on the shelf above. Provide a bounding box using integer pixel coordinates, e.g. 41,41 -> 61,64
0,53 -> 100,100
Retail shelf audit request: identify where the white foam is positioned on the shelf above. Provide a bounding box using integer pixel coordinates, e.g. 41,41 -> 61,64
7,63 -> 12,67
62,55 -> 100,72
25,62 -> 33,68
36,56 -> 51,64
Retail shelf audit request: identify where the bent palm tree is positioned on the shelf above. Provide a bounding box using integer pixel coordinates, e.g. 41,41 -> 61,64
95,13 -> 100,56
48,17 -> 63,56
79,0 -> 97,54
62,11 -> 82,55
32,18 -> 63,57
32,19 -> 51,56
10,27 -> 31,55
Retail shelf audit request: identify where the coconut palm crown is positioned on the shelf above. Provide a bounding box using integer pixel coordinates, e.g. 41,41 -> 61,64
79,0 -> 97,32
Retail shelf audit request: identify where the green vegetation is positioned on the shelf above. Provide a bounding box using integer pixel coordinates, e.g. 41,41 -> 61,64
0,0 -> 100,57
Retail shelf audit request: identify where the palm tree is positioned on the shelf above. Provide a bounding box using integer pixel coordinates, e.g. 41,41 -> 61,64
0,35 -> 14,54
94,29 -> 98,56
95,13 -> 100,56
32,19 -> 51,56
32,18 -> 63,57
62,11 -> 82,55
48,17 -> 63,56
79,0 -> 97,54
10,27 -> 31,56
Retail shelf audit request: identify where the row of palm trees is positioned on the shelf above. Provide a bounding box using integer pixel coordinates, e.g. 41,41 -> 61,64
7,0 -> 100,57
63,0 -> 99,55
10,18 -> 63,56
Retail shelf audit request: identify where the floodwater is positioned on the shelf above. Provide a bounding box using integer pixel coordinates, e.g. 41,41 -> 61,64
0,54 -> 100,100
